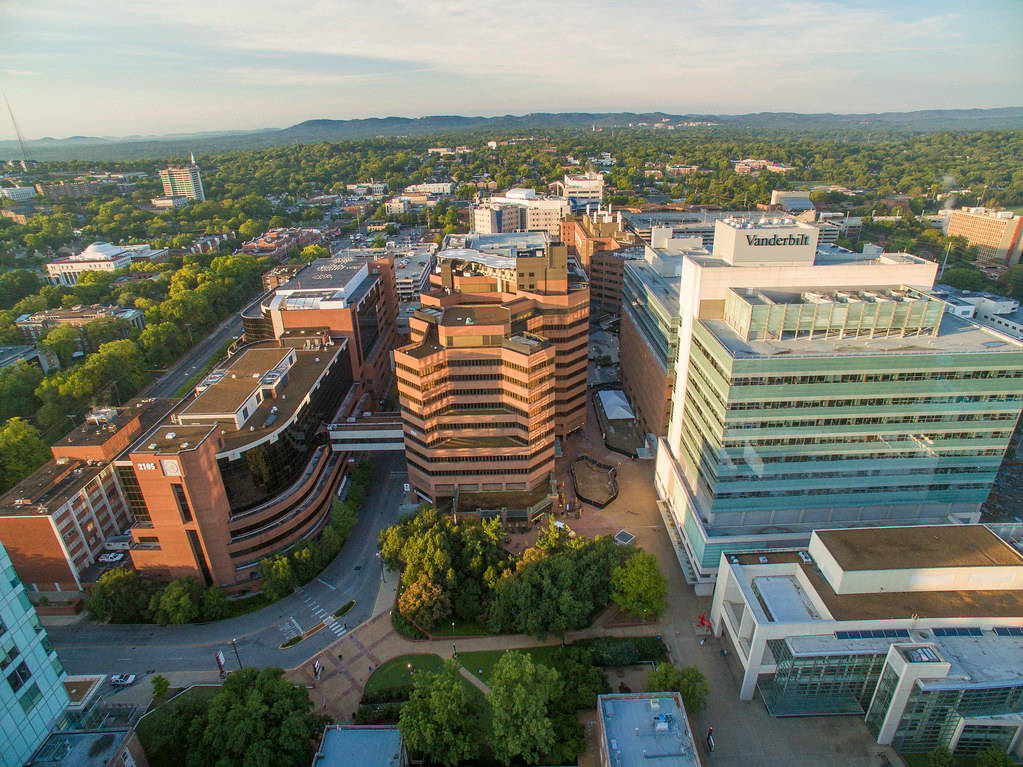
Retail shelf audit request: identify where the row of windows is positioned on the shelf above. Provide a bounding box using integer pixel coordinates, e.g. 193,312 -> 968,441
727,393 -> 1023,410
406,447 -> 552,464
725,412 -> 1017,432
407,457 -> 533,477
400,372 -> 554,392
722,431 -> 1014,448
714,481 -> 991,500
714,465 -> 993,484
724,447 -> 1005,466
731,369 -> 1023,387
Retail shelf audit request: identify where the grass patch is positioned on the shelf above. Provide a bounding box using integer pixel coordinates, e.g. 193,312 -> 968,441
219,593 -> 272,620
136,685 -> 220,767
173,338 -> 235,397
362,654 -> 445,700
457,636 -> 668,685
426,617 -> 491,637
280,635 -> 303,649
333,600 -> 355,618
456,645 -> 570,684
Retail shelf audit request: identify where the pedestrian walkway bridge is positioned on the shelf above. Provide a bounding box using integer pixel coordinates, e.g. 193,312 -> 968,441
328,412 -> 404,451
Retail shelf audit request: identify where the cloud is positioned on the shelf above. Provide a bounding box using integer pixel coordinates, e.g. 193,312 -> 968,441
218,63 -> 440,87
2,0 -> 1021,136
1,69 -> 42,77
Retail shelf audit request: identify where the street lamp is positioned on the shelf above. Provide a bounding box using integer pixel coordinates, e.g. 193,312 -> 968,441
231,637 -> 243,670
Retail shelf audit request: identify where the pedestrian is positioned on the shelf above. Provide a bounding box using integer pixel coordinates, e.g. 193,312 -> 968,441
706,727 -> 715,753
700,638 -> 706,646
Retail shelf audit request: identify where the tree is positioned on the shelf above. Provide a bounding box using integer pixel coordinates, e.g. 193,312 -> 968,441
0,418 -> 51,492
151,674 -> 170,701
398,577 -> 451,630
187,667 -> 324,767
201,586 -> 229,621
975,750 -> 1014,767
922,746 -> 954,767
39,324 -> 83,367
259,554 -> 296,601
488,651 -> 561,765
149,576 -> 203,624
647,663 -> 709,713
398,659 -> 483,765
0,361 -> 43,422
237,219 -> 263,239
611,549 -> 668,619
85,568 -> 158,623
298,244 -> 327,262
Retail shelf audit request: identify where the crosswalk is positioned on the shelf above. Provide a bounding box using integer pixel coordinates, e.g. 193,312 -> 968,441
300,591 -> 348,638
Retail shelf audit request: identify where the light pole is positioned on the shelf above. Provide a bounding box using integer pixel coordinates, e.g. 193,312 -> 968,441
231,637 -> 243,670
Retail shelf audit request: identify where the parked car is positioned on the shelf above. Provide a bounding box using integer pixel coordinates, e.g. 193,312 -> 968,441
98,552 -> 126,564
109,674 -> 136,687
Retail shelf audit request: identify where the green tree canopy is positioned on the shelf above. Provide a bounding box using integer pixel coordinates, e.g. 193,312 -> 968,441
398,658 -> 483,765
646,663 -> 710,713
85,568 -> 159,623
0,418 -> 51,492
148,576 -> 204,625
166,667 -> 324,767
488,651 -> 561,765
611,549 -> 668,619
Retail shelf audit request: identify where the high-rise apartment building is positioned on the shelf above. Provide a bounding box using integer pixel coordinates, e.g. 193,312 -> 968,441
395,239 -> 589,502
945,207 -> 1023,267
0,542 -> 69,767
158,158 -> 205,202
654,218 -> 1023,589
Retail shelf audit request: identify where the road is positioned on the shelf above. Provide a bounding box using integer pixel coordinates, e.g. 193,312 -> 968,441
48,453 -> 408,675
142,291 -> 268,399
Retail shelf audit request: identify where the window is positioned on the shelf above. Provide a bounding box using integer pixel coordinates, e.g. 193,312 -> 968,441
18,682 -> 41,713
0,637 -> 18,670
6,660 -> 31,693
171,483 -> 193,523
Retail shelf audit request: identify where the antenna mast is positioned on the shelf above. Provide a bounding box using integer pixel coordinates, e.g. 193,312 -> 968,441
4,94 -> 30,171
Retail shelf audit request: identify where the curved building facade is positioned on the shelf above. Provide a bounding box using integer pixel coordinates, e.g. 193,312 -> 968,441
126,336 -> 356,588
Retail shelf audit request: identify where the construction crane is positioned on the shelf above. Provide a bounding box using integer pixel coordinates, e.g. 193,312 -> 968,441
4,94 -> 31,171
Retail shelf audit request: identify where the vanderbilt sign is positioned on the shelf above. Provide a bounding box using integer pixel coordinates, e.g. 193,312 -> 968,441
746,233 -> 810,247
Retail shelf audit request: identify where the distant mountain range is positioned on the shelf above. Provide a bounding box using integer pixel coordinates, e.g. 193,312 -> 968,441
2,108 -> 1022,162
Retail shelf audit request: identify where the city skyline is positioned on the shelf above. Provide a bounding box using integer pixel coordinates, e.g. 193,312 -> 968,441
1,0 -> 1022,140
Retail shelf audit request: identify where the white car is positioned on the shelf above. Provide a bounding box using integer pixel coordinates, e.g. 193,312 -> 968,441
109,674 -> 136,687
98,553 -> 125,564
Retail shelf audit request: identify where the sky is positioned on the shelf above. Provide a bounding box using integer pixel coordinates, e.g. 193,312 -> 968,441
1,0 -> 1022,140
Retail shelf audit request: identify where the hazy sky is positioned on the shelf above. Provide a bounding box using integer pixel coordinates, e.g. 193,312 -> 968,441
2,0 -> 1022,140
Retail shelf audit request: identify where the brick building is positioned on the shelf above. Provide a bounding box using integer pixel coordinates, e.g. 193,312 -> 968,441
0,401 -> 172,592
242,253 -> 398,402
395,240 -> 588,502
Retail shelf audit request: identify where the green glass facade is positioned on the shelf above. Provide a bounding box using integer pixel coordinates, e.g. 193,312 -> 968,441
621,260 -> 680,372
889,682 -> 1023,755
759,639 -> 888,716
676,319 -> 1023,541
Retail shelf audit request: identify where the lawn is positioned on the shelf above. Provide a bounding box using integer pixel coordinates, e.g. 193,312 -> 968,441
136,685 -> 220,767
426,617 -> 490,637
362,654 -> 446,699
456,645 -> 569,684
